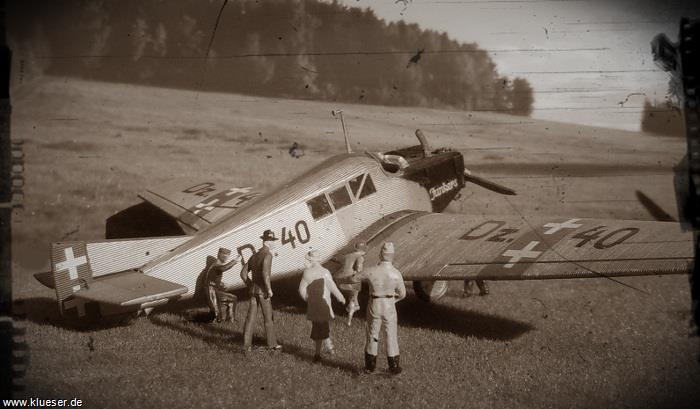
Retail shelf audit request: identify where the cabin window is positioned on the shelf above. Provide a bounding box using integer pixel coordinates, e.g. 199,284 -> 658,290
359,174 -> 377,199
329,185 -> 353,210
307,194 -> 333,220
348,175 -> 363,198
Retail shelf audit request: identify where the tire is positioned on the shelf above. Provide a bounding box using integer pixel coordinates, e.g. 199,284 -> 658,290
413,280 -> 449,302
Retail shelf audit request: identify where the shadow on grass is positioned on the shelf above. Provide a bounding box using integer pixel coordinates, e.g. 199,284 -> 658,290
148,310 -> 360,375
270,276 -> 533,341
17,277 -> 531,342
148,312 -> 244,353
396,298 -> 534,341
14,297 -> 137,332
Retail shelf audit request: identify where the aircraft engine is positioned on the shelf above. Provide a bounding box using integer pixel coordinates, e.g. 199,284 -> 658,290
413,280 -> 449,302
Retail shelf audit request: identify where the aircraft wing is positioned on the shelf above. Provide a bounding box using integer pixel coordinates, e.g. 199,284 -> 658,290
346,211 -> 692,281
139,180 -> 262,232
72,271 -> 187,307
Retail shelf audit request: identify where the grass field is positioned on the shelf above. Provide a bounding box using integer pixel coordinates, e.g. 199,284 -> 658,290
8,77 -> 700,408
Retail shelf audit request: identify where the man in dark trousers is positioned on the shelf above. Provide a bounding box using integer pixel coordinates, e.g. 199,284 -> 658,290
462,279 -> 489,297
241,229 -> 282,352
205,247 -> 241,323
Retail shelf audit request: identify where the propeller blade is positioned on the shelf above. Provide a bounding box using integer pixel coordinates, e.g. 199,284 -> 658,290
635,190 -> 676,222
464,171 -> 516,196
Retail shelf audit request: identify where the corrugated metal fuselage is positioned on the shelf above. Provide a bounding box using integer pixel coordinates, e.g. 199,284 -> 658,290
141,151 -> 464,298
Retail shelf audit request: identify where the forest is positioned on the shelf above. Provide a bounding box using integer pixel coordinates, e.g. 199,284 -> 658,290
9,0 -> 533,115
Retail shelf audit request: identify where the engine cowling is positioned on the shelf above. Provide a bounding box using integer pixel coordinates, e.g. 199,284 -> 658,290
413,280 -> 449,302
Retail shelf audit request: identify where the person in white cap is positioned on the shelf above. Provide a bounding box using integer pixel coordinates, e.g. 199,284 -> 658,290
356,242 -> 406,375
298,250 -> 346,362
333,241 -> 367,326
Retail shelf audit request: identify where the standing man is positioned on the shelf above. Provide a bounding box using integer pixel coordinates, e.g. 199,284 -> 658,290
241,229 -> 282,352
333,241 -> 367,326
205,247 -> 241,323
298,250 -> 345,362
357,242 -> 406,375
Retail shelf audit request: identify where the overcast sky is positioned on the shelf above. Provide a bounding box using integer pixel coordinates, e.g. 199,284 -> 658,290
338,0 -> 700,131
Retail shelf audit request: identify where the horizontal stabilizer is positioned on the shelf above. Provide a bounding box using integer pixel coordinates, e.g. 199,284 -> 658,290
49,235 -> 192,316
34,271 -> 54,289
74,271 -> 187,307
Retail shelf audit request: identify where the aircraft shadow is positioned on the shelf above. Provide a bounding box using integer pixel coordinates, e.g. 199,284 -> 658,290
395,297 -> 534,341
13,297 -> 137,332
147,311 -> 360,375
18,278 -> 532,342
272,277 -> 534,341
259,276 -> 533,341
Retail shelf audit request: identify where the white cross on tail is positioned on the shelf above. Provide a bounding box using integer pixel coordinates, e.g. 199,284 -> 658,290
55,247 -> 87,281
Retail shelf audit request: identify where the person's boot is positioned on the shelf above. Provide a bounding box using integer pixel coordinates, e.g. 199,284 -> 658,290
364,353 -> 377,374
462,281 -> 474,298
387,355 -> 402,375
478,280 -> 490,296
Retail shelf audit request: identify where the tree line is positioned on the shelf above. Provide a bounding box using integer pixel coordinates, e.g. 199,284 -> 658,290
9,0 -> 533,115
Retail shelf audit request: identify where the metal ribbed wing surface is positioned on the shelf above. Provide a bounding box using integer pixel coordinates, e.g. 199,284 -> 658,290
355,213 -> 693,281
73,271 -> 187,306
139,180 -> 262,232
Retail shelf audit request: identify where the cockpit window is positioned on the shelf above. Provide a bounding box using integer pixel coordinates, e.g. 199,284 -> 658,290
329,185 -> 353,211
359,174 -> 377,199
348,175 -> 363,198
307,194 -> 333,220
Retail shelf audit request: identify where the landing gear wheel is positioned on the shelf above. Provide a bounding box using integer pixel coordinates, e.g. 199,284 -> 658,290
413,280 -> 449,302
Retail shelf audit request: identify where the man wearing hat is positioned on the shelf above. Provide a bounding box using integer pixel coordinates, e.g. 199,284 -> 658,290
205,247 -> 241,323
298,250 -> 345,362
333,241 -> 367,326
241,229 -> 282,351
356,242 -> 406,375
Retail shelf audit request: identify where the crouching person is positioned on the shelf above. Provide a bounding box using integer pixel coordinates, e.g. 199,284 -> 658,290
206,247 -> 241,323
299,250 -> 346,362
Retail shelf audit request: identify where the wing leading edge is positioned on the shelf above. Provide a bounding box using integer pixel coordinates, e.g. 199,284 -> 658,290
348,212 -> 692,281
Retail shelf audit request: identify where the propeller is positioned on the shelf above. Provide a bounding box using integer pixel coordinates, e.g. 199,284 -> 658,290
464,169 -> 516,196
635,190 -> 676,222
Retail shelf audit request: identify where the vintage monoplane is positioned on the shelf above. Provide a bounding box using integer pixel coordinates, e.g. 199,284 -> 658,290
34,120 -> 693,320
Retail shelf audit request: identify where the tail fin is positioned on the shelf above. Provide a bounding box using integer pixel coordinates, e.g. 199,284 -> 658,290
49,236 -> 191,317
51,241 -> 94,316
